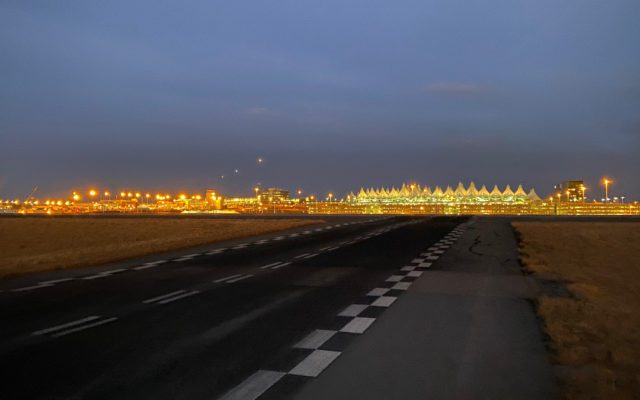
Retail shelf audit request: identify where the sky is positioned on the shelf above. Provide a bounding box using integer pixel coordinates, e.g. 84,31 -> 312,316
1,0 -> 639,200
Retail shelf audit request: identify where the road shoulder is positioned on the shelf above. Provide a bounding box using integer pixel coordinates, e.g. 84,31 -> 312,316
293,218 -> 557,400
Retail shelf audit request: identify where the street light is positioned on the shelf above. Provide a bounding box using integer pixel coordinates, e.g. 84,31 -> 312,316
602,178 -> 613,203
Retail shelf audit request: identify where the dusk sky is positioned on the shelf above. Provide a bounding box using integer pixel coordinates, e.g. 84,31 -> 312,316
1,1 -> 639,199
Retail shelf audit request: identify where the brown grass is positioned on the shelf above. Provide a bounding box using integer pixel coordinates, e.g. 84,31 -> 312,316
0,217 -> 322,278
513,222 -> 640,399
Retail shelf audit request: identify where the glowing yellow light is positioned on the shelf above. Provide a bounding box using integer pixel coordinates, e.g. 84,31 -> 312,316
145,193 -> 150,198
135,193 -> 141,198
89,190 -> 97,196
179,194 -> 186,200
120,192 -> 126,197
104,191 -> 110,197
195,195 -> 202,200
73,194 -> 80,201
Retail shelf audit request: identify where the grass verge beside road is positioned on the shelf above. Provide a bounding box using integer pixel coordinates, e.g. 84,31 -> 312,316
513,222 -> 640,399
0,217 -> 322,278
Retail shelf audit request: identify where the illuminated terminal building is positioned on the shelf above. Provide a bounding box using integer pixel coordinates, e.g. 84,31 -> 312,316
347,182 -> 541,205
306,182 -> 544,215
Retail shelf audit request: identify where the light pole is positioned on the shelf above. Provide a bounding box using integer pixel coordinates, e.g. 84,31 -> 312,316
603,178 -> 612,203
89,190 -> 97,211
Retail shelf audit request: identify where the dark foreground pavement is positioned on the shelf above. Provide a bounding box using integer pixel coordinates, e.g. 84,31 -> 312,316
0,216 -> 556,399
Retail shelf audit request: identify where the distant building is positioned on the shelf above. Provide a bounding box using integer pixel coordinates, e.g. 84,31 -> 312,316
258,188 -> 289,204
205,189 -> 224,210
553,180 -> 586,202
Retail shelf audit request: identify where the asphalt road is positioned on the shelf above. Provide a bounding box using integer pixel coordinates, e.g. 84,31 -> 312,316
0,216 -> 467,399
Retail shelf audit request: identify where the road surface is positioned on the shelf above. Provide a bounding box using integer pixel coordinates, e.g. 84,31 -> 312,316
0,216 -> 554,399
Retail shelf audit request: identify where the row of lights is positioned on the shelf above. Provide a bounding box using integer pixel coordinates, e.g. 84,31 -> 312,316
70,190 -> 209,202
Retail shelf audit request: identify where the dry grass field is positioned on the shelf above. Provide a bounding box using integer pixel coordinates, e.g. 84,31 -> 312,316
0,217 -> 321,278
513,222 -> 640,400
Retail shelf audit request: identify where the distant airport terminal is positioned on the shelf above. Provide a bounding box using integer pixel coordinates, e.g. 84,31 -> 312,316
1,179 -> 637,216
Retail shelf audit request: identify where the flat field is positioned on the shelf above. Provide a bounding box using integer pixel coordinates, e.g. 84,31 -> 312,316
0,217 -> 321,278
513,222 -> 640,399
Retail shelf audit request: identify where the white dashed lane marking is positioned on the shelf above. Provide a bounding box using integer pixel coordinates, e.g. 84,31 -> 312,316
133,260 -> 167,270
143,290 -> 186,304
294,329 -> 337,350
12,284 -> 53,292
371,296 -> 396,307
174,254 -> 200,262
260,262 -> 282,270
219,370 -> 286,400
40,278 -> 74,285
385,275 -> 404,282
157,290 -> 199,304
367,288 -> 390,296
33,315 -> 118,338
391,282 -> 411,291
214,274 -> 243,283
340,317 -> 375,334
143,289 -> 199,305
32,316 -> 100,336
271,262 -> 291,270
226,274 -> 253,284
82,269 -> 126,280
289,350 -> 341,377
206,248 -> 226,255
338,304 -> 368,317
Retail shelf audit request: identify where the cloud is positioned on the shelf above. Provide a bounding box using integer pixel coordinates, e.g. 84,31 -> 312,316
425,81 -> 485,95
